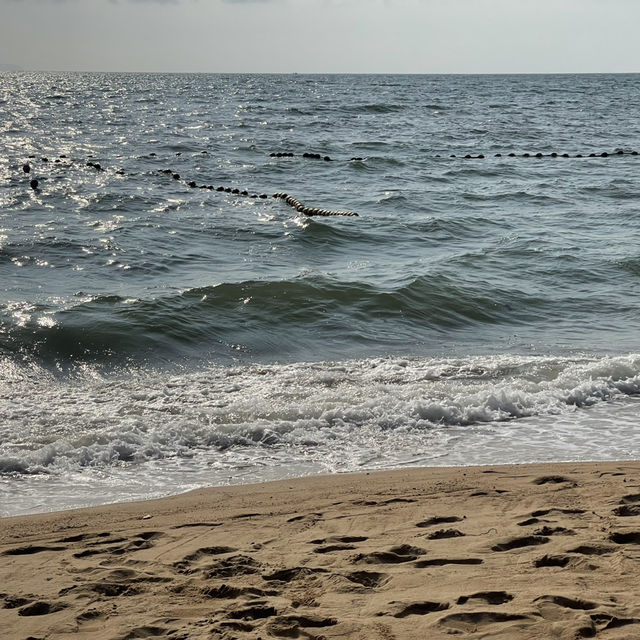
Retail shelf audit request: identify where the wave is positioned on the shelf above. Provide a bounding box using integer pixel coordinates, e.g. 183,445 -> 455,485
1,353 -> 640,476
0,275 -> 548,367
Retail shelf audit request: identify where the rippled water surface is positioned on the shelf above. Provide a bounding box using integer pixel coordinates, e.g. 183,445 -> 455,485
2,73 -> 640,515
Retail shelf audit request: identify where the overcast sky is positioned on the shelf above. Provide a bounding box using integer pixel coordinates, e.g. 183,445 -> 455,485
1,0 -> 639,74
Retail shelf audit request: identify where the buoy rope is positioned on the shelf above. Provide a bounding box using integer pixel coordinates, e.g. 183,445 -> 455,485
269,149 -> 640,161
16,146 -> 640,217
16,154 -> 359,218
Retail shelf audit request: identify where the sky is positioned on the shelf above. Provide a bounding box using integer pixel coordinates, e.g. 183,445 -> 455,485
1,0 -> 639,74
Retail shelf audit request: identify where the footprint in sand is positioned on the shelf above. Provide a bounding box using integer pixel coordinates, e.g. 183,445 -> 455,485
266,614 -> 337,637
568,544 -> 615,556
72,531 -> 165,559
613,494 -> 640,517
609,531 -> 640,544
226,603 -> 278,621
309,535 -> 368,544
308,537 -> 367,554
178,546 -> 237,564
590,613 -> 640,633
262,567 -> 327,582
313,544 -> 357,553
380,600 -> 449,618
532,475 -> 577,486
438,611 -> 532,633
4,545 -> 66,555
56,532 -> 112,543
456,591 -> 514,605
470,490 -> 508,496
530,508 -> 585,518
414,557 -> 483,567
202,554 -> 263,579
613,504 -> 640,516
416,516 -> 463,528
2,595 -> 33,609
344,570 -> 389,588
533,526 -> 576,536
75,608 -> 106,623
117,625 -> 169,639
491,535 -> 550,552
534,554 -> 589,569
534,594 -> 597,610
352,544 -> 426,565
18,600 -> 67,616
201,584 -> 277,599
286,512 -> 323,523
425,528 -> 465,540
171,522 -> 222,529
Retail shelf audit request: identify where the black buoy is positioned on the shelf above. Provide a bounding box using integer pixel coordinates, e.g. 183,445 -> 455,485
523,153 -> 530,158
535,152 -> 543,158
172,173 -> 180,180
188,181 -> 197,188
561,154 -> 569,158
601,152 -> 608,157
30,179 -> 39,189
508,153 -> 516,157
550,152 -> 558,158
495,153 -> 502,157
575,154 -> 583,158
477,154 -> 484,159
23,164 -> 30,173
41,157 -> 48,162
324,156 -> 332,161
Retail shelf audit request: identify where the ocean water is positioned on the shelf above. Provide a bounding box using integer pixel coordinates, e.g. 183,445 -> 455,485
2,72 -> 640,517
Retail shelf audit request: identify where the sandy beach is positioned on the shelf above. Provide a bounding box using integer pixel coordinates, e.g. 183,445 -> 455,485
1,461 -> 639,640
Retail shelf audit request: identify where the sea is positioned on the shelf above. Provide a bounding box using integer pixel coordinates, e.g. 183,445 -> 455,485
1,72 -> 640,517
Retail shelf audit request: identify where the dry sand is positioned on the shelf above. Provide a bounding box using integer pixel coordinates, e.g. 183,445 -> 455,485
1,461 -> 640,640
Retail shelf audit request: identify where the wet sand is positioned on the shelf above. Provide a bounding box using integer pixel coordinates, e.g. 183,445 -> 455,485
1,461 -> 639,640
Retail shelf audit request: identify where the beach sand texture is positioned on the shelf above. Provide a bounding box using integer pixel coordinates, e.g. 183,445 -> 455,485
1,462 -> 639,640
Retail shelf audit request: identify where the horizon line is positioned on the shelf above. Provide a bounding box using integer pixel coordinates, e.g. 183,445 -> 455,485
2,69 -> 640,76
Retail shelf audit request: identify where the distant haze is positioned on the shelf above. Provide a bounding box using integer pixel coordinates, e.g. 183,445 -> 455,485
1,0 -> 639,74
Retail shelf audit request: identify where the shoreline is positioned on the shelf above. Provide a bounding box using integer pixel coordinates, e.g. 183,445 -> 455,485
5,453 -> 640,520
2,460 -> 639,639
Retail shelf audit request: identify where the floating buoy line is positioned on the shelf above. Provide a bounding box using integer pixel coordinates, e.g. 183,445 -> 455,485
13,147 -> 640,219
14,152 -> 360,218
